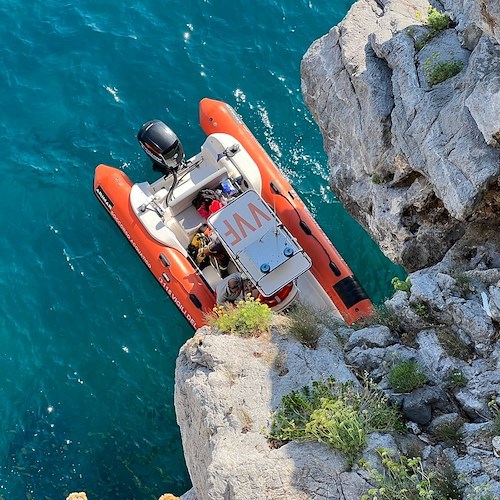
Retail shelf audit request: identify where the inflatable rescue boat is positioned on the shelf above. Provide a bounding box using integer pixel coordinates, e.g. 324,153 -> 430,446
94,98 -> 374,329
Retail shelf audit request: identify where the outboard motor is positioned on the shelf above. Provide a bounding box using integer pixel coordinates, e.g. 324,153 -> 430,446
137,120 -> 185,176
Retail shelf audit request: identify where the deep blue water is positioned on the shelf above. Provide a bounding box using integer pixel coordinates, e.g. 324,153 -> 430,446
0,0 -> 404,497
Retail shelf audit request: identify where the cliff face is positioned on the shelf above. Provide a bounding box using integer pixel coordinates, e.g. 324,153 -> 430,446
301,0 -> 500,271
175,327 -> 371,499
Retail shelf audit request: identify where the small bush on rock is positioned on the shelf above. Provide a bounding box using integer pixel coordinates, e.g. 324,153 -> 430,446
446,369 -> 468,389
361,448 -> 461,500
268,377 -> 404,465
362,448 -> 439,500
426,7 -> 451,32
425,58 -> 464,86
287,301 -> 323,349
392,276 -> 411,293
206,296 -> 272,336
388,360 -> 428,393
413,7 -> 452,51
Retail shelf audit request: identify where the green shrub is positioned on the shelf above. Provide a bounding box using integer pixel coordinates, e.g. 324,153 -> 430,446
362,448 -> 438,500
427,7 -> 451,32
306,399 -> 366,459
268,377 -> 404,465
388,360 -> 428,393
392,276 -> 411,293
413,302 -> 431,319
446,369 -> 468,389
425,59 -> 464,86
206,296 -> 272,336
412,7 -> 451,51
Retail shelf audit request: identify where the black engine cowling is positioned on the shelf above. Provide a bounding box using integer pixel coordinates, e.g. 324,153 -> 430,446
137,120 -> 185,175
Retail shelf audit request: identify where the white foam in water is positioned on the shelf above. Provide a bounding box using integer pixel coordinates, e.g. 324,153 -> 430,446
104,85 -> 121,103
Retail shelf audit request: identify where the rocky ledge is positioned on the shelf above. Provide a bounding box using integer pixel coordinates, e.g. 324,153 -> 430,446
175,1 -> 499,498
175,234 -> 500,498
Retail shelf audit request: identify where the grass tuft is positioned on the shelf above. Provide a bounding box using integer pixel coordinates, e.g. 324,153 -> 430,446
446,369 -> 468,389
287,302 -> 323,349
388,360 -> 428,393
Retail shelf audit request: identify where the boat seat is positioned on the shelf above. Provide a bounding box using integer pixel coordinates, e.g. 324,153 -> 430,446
201,262 -> 239,292
164,218 -> 192,248
201,265 -> 220,291
175,205 -> 206,239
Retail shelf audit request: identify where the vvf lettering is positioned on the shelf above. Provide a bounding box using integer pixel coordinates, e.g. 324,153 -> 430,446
222,202 -> 271,246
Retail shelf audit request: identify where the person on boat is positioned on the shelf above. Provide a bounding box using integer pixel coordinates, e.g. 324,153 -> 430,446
188,224 -> 230,277
199,232 -> 230,278
215,273 -> 259,306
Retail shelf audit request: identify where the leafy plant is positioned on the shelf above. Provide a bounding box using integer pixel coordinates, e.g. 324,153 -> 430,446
425,59 -> 464,86
206,295 -> 272,336
388,360 -> 428,393
446,369 -> 468,389
427,7 -> 451,32
391,276 -> 411,293
268,377 -> 404,465
412,7 -> 451,51
362,448 -> 438,500
413,302 -> 431,319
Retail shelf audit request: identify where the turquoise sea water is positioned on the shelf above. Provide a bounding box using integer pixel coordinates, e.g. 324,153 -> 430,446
0,0 -> 404,497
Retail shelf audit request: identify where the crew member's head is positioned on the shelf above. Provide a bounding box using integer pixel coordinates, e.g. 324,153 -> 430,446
227,275 -> 243,294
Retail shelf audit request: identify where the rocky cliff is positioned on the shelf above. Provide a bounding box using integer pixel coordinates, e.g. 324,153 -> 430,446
175,1 -> 500,498
301,0 -> 499,271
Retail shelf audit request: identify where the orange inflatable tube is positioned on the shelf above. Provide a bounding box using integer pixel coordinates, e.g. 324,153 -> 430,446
199,98 -> 374,323
94,164 -> 216,329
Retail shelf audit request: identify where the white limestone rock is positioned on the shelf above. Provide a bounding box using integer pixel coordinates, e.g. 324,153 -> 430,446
344,325 -> 398,351
174,330 -> 365,500
301,0 -> 500,271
